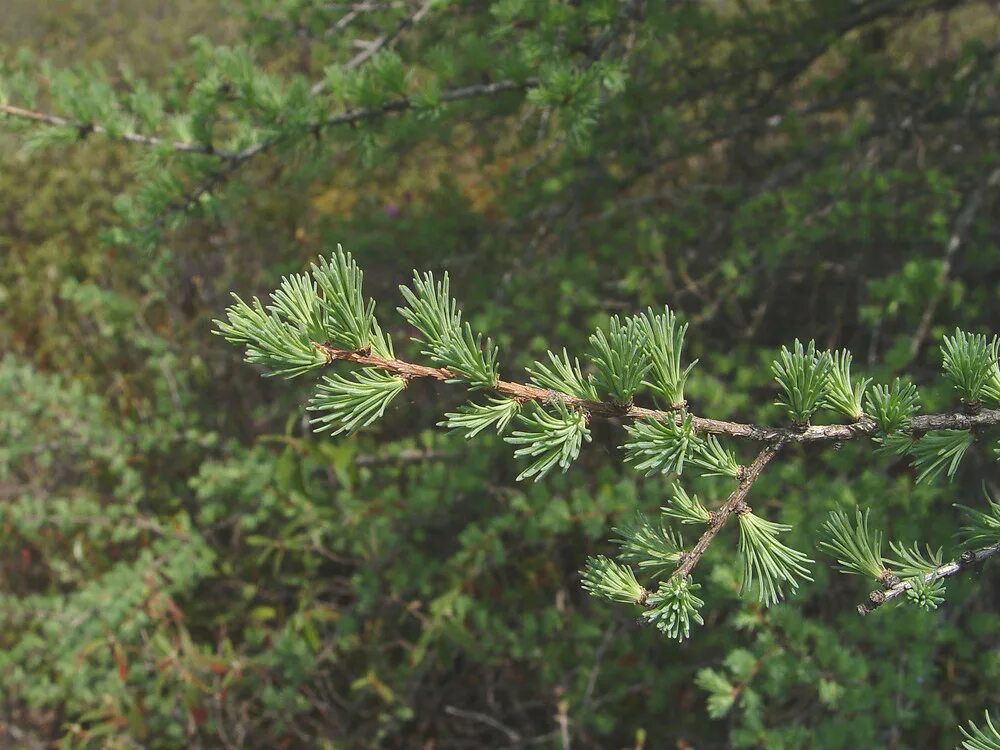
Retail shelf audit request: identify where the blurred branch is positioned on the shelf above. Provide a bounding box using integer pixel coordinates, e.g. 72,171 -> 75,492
149,78 -> 534,224
0,721 -> 47,750
353,447 -> 453,466
909,167 -> 1000,361
312,0 -> 435,94
444,705 -> 521,745
0,102 -> 219,155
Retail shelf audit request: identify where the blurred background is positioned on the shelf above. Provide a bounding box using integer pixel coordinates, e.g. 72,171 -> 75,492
1,1 -> 1000,747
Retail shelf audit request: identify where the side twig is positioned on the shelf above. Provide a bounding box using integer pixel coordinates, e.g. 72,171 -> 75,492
672,442 -> 783,580
858,541 -> 1000,616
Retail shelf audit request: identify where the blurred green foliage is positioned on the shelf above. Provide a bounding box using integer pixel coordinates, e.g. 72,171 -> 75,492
2,0 -> 1000,747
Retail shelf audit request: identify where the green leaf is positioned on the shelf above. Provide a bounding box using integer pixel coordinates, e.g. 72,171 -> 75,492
941,328 -> 996,406
642,576 -> 705,641
589,315 -> 650,405
736,511 -> 813,606
865,378 -> 919,436
662,484 -> 711,525
875,431 -> 915,457
690,434 -> 741,479
823,349 -> 870,421
957,487 -> 1000,548
695,668 -> 735,718
771,339 -> 831,424
904,576 -> 945,612
308,369 -> 406,435
310,245 -> 376,351
724,648 -> 758,682
369,318 -> 396,359
983,346 -> 1000,406
637,305 -> 697,408
441,398 -> 521,438
269,272 -> 329,343
910,430 -> 973,484
214,294 -> 327,378
527,348 -> 599,400
817,679 -> 844,709
819,509 -> 887,580
622,413 -> 696,476
397,270 -> 499,388
611,511 -> 685,579
886,540 -> 943,578
505,401 -> 591,481
960,711 -> 1000,750
21,124 -> 82,154
580,556 -> 645,604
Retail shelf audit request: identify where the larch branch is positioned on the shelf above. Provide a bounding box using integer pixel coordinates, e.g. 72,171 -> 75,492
312,344 -> 1000,443
671,442 -> 782,580
1,78 -> 534,164
858,542 -> 1000,616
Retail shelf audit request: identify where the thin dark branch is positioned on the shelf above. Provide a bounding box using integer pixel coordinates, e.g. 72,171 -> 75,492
0,102 -> 219,155
444,705 -> 521,744
147,78 -> 534,225
2,78 -> 533,165
312,0 -> 436,94
909,166 -> 1000,360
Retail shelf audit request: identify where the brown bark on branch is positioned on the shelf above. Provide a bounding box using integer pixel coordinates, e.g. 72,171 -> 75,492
671,442 -> 783,580
312,344 -> 1000,443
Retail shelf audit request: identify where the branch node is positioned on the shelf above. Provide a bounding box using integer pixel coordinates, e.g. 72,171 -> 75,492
962,400 -> 982,416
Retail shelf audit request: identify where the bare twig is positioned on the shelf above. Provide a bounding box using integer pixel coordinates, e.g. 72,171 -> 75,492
555,695 -> 570,750
444,705 -> 521,744
2,78 -> 532,168
312,0 -> 435,94
858,541 -> 1000,616
345,0 -> 433,71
